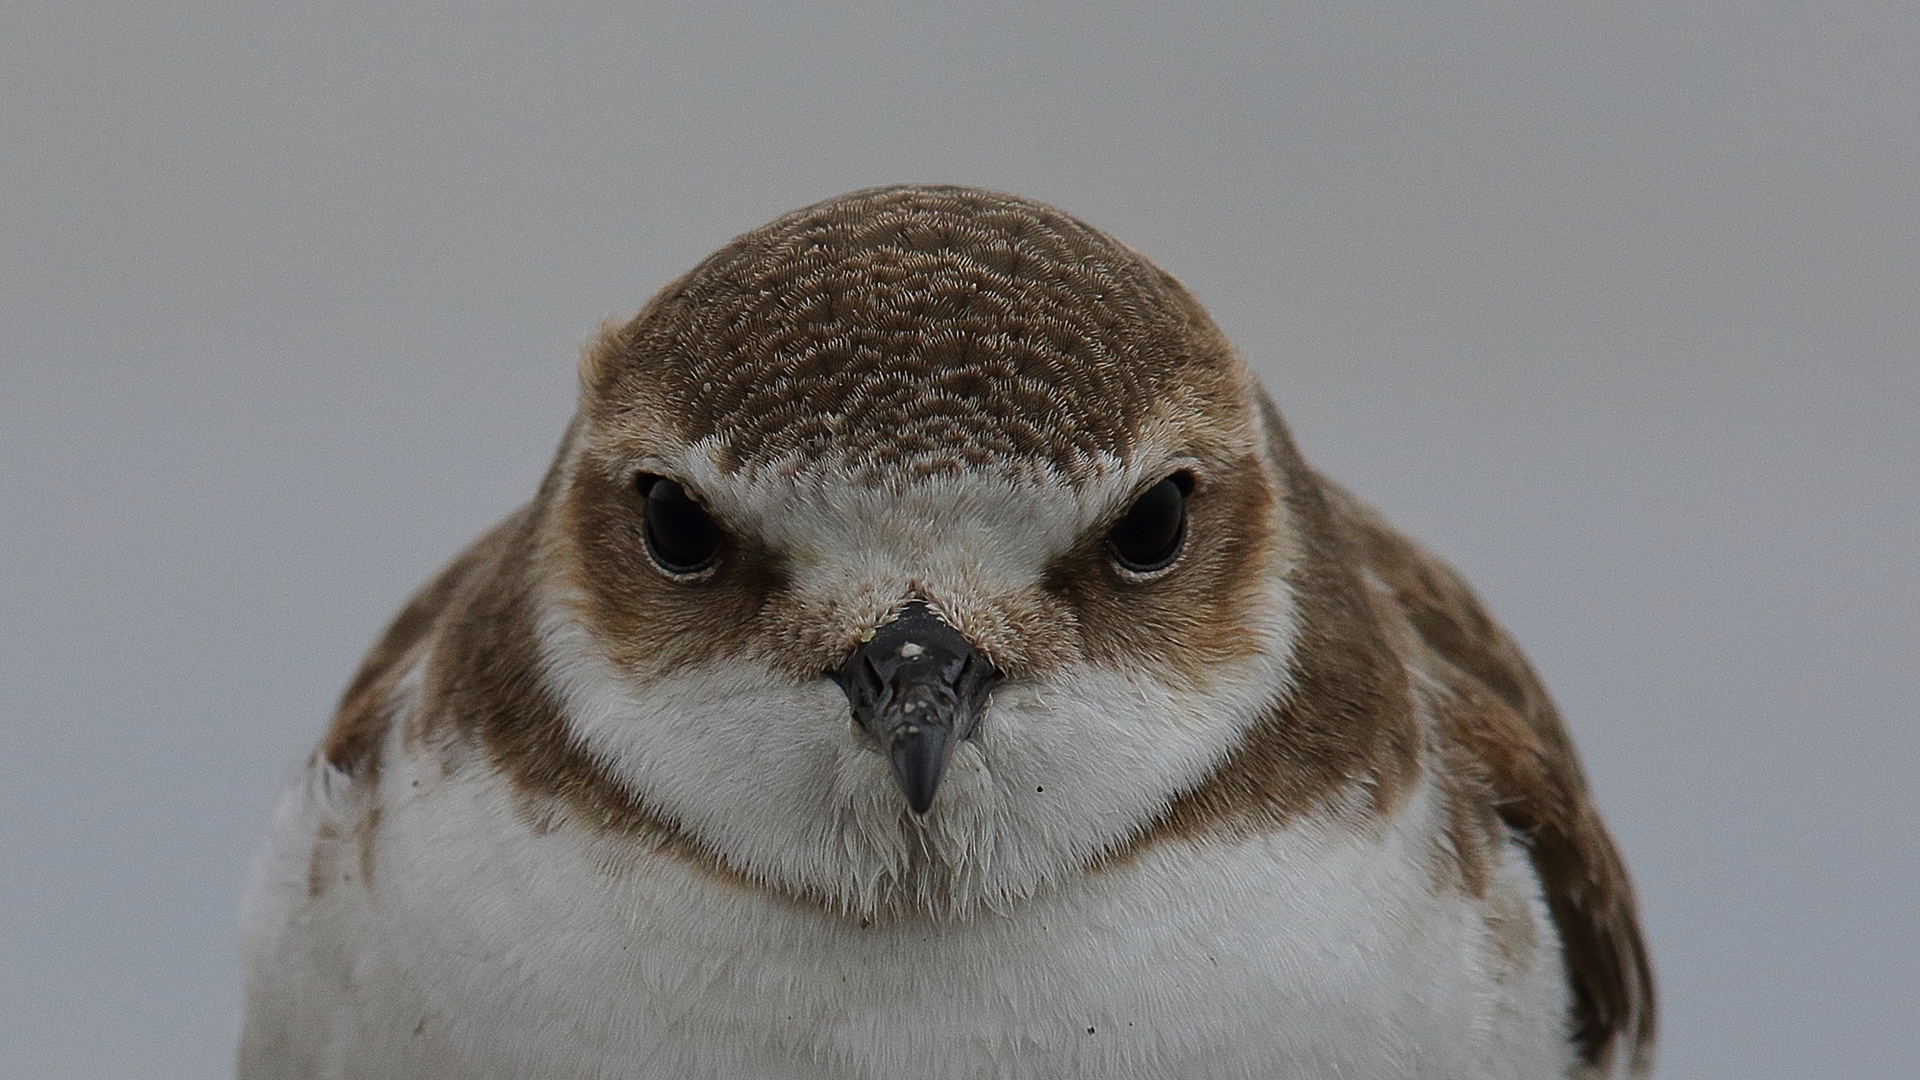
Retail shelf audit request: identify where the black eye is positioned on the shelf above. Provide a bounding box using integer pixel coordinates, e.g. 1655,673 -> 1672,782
636,474 -> 722,576
1107,472 -> 1193,574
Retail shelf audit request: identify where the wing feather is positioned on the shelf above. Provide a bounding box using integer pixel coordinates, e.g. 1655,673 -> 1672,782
1323,480 -> 1657,1074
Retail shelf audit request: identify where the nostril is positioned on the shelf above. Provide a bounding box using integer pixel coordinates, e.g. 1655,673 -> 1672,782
827,655 -> 891,709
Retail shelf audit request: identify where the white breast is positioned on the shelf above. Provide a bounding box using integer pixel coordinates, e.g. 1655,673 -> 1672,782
239,722 -> 1574,1080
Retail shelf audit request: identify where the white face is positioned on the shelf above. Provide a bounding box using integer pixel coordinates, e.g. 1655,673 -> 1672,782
538,433 -> 1299,920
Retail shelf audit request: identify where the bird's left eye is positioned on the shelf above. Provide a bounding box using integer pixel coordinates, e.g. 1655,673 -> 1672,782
636,474 -> 722,577
1107,471 -> 1193,574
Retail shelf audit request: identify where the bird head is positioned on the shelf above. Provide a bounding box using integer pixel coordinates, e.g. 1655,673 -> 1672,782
526,186 -> 1304,919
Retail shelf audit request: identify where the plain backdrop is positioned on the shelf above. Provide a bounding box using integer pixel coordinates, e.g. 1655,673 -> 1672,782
3,3 -> 1915,1077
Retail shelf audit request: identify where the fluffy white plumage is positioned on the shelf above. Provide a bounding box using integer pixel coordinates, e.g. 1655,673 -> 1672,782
238,185 -> 1653,1079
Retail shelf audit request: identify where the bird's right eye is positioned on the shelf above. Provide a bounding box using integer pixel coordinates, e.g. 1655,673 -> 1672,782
1107,471 -> 1193,575
636,474 -> 722,577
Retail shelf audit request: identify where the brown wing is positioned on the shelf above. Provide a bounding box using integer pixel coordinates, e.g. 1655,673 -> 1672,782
1323,479 -> 1658,1075
320,510 -> 529,781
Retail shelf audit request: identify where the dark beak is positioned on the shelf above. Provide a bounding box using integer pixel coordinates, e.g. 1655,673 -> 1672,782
831,602 -> 1001,814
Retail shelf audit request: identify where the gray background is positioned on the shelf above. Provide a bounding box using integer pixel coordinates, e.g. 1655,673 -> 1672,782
3,2 -> 1914,1077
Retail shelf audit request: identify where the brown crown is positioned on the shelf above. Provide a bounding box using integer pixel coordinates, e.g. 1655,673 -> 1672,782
585,184 -> 1242,480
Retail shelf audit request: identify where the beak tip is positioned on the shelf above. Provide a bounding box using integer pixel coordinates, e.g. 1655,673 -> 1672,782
887,728 -> 950,815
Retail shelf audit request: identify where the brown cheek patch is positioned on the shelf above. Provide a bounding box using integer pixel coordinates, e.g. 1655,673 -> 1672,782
560,460 -> 790,682
413,503 -> 757,893
1112,405 -> 1425,850
1042,453 -> 1276,687
1135,591 -> 1423,846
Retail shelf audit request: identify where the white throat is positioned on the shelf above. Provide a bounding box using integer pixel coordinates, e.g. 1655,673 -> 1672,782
533,578 -> 1297,921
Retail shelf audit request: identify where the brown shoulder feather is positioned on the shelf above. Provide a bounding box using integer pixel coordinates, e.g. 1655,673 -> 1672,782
1322,480 -> 1658,1075
320,520 -> 514,779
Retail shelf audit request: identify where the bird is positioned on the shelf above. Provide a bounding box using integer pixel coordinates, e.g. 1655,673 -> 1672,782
237,184 -> 1655,1079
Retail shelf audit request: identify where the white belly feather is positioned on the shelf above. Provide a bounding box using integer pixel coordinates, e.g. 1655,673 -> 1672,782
239,725 -> 1572,1080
